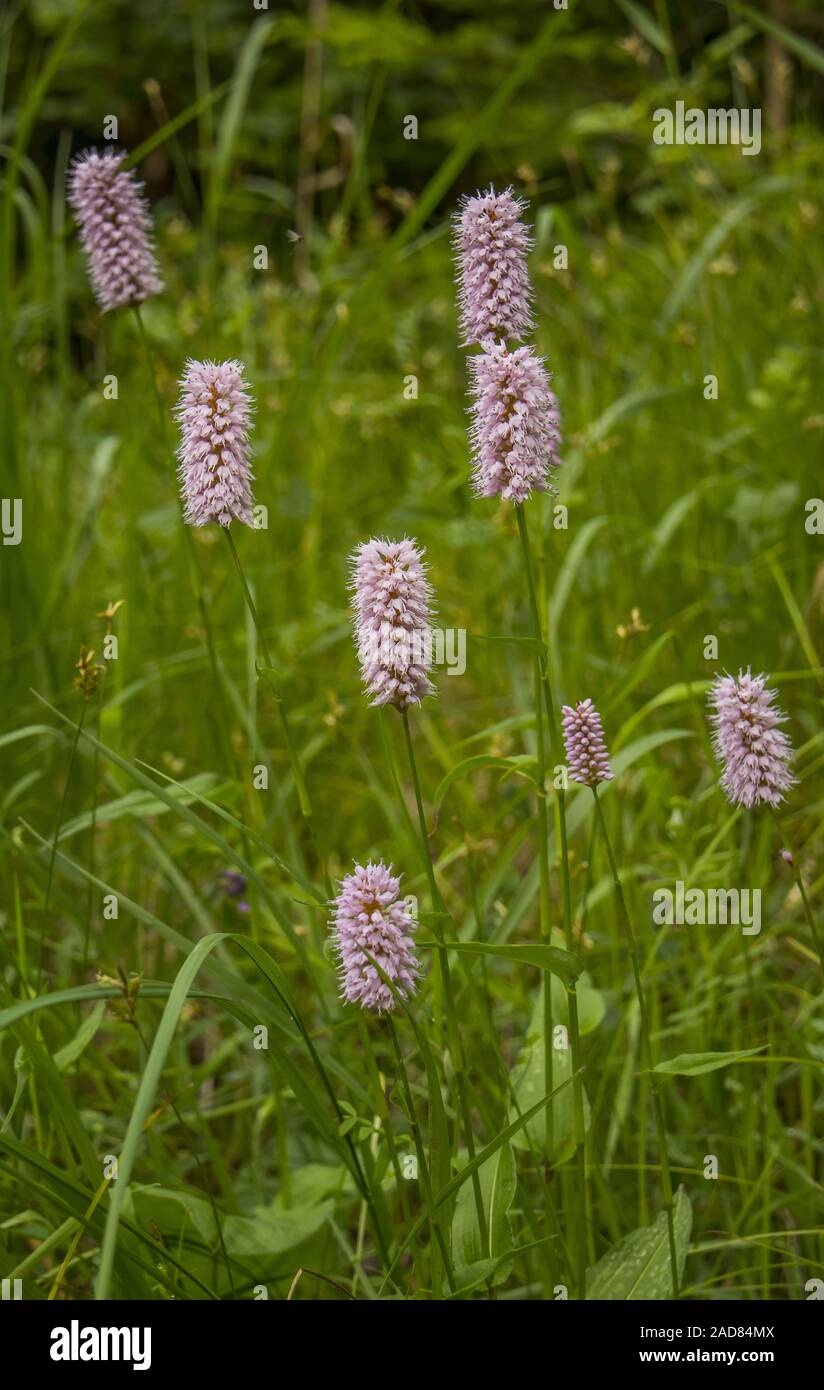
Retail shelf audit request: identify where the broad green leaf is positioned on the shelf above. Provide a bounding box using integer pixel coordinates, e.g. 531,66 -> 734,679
125,1186 -> 333,1260
452,1143 -> 516,1291
654,1047 -> 766,1077
0,1132 -> 216,1300
379,1068 -> 578,1294
443,940 -> 583,985
509,988 -> 590,1162
96,934 -> 228,1298
551,963 -> 605,1036
586,1188 -> 692,1299
54,1000 -> 107,1071
604,999 -> 641,1167
95,930 -> 369,1298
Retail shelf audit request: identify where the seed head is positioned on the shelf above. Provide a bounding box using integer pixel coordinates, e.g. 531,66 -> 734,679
73,645 -> 105,701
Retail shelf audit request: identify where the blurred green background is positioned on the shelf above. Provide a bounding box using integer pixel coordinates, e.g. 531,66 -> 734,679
1,0 -> 823,1300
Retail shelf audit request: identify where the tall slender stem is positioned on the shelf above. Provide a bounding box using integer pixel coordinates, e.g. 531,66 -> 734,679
83,685 -> 103,971
593,787 -> 679,1298
42,703 -> 86,975
132,306 -> 238,781
516,504 -> 586,1298
768,805 -> 823,973
388,1015 -> 456,1295
223,526 -> 312,818
400,709 -> 488,1252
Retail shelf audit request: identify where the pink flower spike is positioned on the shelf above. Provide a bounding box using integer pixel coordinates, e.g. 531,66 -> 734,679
68,149 -> 163,313
349,537 -> 436,711
453,186 -> 534,345
469,341 -> 561,504
562,699 -> 614,789
175,359 -> 256,528
331,862 -> 420,1014
708,669 -> 796,809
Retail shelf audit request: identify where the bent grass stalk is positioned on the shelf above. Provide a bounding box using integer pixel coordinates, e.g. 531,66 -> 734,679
515,503 -> 586,1299
592,786 -> 680,1298
399,708 -> 488,1253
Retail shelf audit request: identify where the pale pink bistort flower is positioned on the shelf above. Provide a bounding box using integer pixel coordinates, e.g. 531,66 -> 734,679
331,861 -> 420,1013
349,537 -> 435,710
708,670 -> 795,808
175,359 -> 256,528
454,186 -> 534,345
68,149 -> 163,313
562,699 -> 614,789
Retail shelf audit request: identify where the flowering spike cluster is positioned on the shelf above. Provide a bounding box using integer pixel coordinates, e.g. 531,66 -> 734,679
453,186 -> 534,345
456,184 -> 563,504
331,862 -> 420,1013
468,341 -> 561,503
350,537 -> 435,710
708,670 -> 796,808
175,359 -> 256,528
68,149 -> 163,313
562,699 -> 614,789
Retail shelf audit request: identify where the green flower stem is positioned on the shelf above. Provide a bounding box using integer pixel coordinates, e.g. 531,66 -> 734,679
223,526 -> 312,819
592,786 -> 679,1298
41,702 -> 87,980
132,305 -> 238,783
768,805 -> 824,974
400,708 -> 488,1253
516,503 -> 586,1298
388,1014 -> 456,1295
358,1016 -> 410,1226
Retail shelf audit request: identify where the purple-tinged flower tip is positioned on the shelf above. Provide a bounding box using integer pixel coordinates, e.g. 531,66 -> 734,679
175,359 -> 256,528
562,699 -> 614,789
468,341 -> 561,503
453,186 -> 534,345
331,861 -> 420,1014
349,537 -> 436,711
708,669 -> 796,809
219,869 -> 247,899
67,149 -> 163,313
780,848 -> 794,868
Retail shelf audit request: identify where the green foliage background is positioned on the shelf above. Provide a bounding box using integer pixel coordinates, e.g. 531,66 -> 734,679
0,0 -> 822,1301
